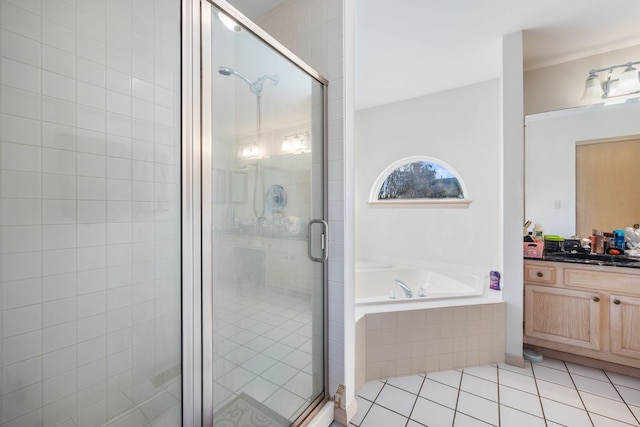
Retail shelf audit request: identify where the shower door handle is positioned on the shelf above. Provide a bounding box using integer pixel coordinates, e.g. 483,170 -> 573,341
308,219 -> 329,262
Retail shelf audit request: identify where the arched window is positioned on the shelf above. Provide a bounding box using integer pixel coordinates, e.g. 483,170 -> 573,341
370,156 -> 471,207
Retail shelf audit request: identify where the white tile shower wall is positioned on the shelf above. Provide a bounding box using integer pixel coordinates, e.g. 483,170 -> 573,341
0,0 -> 182,426
256,0 -> 347,406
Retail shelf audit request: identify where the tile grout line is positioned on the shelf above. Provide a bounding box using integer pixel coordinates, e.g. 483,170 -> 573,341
603,370 -> 640,426
525,365 -> 621,413
404,374 -> 427,427
355,380 -> 386,426
353,362 -> 640,427
455,369 -> 500,427
450,370 -> 464,427
529,362 -> 549,426
496,365 -> 501,427
563,360 -> 595,427
368,381 -> 420,424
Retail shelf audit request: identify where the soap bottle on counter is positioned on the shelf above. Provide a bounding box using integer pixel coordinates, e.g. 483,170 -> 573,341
533,223 -> 544,242
614,230 -> 625,250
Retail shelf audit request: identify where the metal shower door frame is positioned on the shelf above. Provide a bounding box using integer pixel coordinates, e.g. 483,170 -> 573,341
184,0 -> 330,425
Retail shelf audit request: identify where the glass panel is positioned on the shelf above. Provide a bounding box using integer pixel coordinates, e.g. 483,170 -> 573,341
379,160 -> 464,200
0,0 -> 182,425
209,5 -> 325,424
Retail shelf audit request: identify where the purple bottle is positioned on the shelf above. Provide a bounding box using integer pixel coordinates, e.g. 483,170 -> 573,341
490,271 -> 501,290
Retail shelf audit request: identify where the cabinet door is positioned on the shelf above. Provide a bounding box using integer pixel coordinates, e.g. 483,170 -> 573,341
524,285 -> 601,350
610,294 -> 640,359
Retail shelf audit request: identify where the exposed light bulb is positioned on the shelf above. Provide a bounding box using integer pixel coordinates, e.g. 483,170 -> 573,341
581,72 -> 603,102
218,11 -> 241,32
612,64 -> 640,96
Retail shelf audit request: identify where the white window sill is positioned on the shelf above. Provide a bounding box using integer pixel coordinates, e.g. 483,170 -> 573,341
368,199 -> 472,208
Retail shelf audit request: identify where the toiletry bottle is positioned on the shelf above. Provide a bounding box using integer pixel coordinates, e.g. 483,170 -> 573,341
533,223 -> 544,242
594,230 -> 605,254
489,271 -> 501,290
614,230 -> 625,250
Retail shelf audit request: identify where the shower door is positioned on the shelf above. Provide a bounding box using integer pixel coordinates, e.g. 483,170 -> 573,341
201,2 -> 327,424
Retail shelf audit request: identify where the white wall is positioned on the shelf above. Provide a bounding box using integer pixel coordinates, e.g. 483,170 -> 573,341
525,102 -> 640,237
0,0 -> 182,425
355,80 -> 501,271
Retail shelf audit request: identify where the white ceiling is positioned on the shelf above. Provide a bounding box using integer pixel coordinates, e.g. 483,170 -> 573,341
226,0 -> 640,111
355,0 -> 640,110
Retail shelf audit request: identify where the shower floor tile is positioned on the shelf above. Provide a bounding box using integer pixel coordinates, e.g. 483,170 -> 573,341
212,282 -> 319,424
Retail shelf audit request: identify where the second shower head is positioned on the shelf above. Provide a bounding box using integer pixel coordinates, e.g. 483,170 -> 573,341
218,66 -> 279,96
218,66 -> 252,85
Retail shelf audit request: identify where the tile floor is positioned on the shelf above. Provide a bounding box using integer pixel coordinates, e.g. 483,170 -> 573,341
212,282 -> 323,422
332,357 -> 640,427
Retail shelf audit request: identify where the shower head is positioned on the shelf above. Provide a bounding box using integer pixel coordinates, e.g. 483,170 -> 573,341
218,66 -> 279,96
218,66 -> 253,86
251,74 -> 280,96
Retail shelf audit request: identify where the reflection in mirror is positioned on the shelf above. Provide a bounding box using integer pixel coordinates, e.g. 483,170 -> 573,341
576,138 -> 640,236
230,171 -> 247,203
525,102 -> 640,238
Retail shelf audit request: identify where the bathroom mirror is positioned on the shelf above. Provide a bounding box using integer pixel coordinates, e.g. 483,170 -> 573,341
524,101 -> 640,238
230,171 -> 248,203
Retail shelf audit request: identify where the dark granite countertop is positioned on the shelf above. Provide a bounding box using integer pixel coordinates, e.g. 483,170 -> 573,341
525,252 -> 640,269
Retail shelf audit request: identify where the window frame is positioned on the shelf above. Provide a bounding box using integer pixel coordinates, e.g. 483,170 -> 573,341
368,156 -> 471,208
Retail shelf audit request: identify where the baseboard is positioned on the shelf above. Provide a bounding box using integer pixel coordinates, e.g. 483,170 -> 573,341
505,352 -> 526,368
334,398 -> 358,426
304,401 -> 335,427
528,345 -> 640,379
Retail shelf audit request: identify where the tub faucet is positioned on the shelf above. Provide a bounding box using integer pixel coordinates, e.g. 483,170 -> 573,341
395,279 -> 413,298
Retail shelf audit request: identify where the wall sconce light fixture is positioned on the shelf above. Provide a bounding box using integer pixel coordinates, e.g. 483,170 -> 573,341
281,132 -> 310,154
582,61 -> 640,103
237,144 -> 261,159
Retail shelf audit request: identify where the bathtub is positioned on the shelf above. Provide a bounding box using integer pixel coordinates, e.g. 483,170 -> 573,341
355,263 -> 502,320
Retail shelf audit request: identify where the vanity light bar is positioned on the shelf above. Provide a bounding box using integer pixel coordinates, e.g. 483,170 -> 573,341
582,60 -> 640,101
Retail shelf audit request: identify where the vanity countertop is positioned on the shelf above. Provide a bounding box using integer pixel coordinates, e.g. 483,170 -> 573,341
525,253 -> 640,269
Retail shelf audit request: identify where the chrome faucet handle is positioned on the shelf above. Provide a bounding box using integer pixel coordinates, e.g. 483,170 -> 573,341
394,279 -> 413,298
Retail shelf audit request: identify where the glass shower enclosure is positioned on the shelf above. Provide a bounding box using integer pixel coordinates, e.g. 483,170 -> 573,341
201,2 -> 328,424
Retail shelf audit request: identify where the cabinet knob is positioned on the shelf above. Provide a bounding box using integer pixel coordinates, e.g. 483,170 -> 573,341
592,297 -> 600,302
536,271 -> 543,278
613,299 -> 621,305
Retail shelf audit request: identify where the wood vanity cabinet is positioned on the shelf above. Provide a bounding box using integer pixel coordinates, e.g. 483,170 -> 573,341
610,294 -> 640,359
524,260 -> 640,369
524,285 -> 601,350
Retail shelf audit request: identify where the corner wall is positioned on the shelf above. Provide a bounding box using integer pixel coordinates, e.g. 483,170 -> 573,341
355,80 -> 501,271
501,31 -> 525,366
